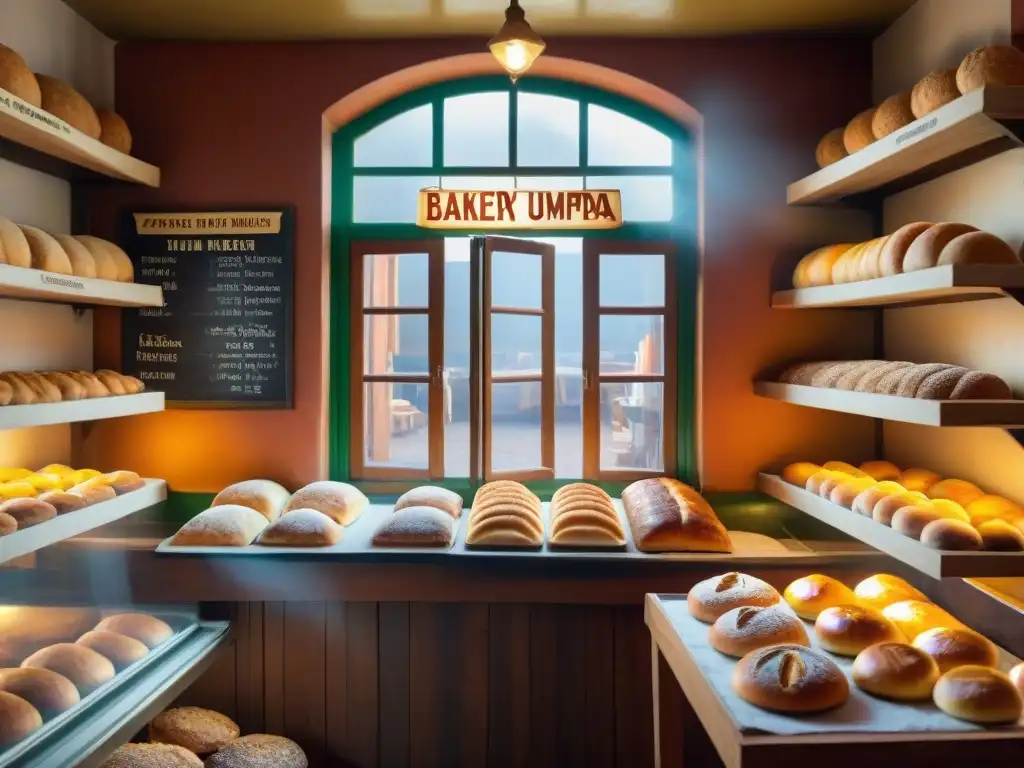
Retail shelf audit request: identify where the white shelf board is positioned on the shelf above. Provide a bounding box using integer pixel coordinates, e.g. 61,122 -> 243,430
0,265 -> 163,308
0,89 -> 159,187
0,392 -> 165,431
0,479 -> 166,565
754,381 -> 1024,427
758,473 -> 1024,578
787,86 -> 1024,204
773,265 -> 1024,309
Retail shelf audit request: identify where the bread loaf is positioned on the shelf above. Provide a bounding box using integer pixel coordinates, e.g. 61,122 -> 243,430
0,668 -> 78,719
859,460 -> 901,482
920,518 -> 982,550
732,644 -> 849,713
99,240 -> 133,282
872,93 -> 914,139
855,361 -> 912,393
882,600 -> 965,642
100,743 -> 203,767
95,613 -> 173,649
814,604 -> 904,656
0,381 -> 12,407
69,371 -> 110,398
466,481 -> 542,548
781,462 -> 820,487
0,218 -> 31,269
805,245 -> 853,286
810,361 -> 864,388
19,225 -> 72,275
103,470 -> 145,495
70,482 -> 116,506
783,574 -> 857,620
852,642 -> 939,701
283,481 -> 368,526
854,574 -> 928,612
76,630 -> 148,670
815,128 -> 847,168
44,372 -> 86,401
878,222 -> 932,276
51,235 -> 97,279
830,243 -> 865,284
73,236 -> 119,281
170,505 -> 269,547
97,109 -> 132,155
938,231 -> 1020,267
394,486 -> 463,518
957,44 -> 1024,94
0,44 -> 41,106
95,371 -> 126,395
709,606 -> 808,658
0,691 -> 41,745
835,360 -> 888,390
843,108 -> 876,153
779,361 -> 834,385
205,734 -> 309,768
977,519 -> 1024,551
912,627 -> 998,673
212,479 -> 291,522
621,478 -> 731,553
149,706 -> 240,756
911,69 -> 960,117
0,498 -> 56,529
257,508 -> 343,547
35,74 -> 101,139
21,643 -> 115,694
550,484 -> 624,548
0,606 -> 99,666
933,665 -> 1023,724
902,223 -> 977,272
373,506 -> 455,547
687,572 -> 779,623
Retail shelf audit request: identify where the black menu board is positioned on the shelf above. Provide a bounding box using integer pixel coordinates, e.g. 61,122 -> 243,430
121,209 -> 293,408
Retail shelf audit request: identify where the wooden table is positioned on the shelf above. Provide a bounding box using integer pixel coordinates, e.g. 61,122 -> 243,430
645,593 -> 1024,768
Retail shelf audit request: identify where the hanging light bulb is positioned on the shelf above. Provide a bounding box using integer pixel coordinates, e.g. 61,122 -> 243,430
488,0 -> 546,83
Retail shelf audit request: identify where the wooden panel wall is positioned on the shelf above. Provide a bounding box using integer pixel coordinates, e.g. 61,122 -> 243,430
174,602 -> 657,768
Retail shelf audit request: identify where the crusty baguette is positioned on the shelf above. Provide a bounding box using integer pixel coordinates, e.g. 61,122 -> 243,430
621,478 -> 731,553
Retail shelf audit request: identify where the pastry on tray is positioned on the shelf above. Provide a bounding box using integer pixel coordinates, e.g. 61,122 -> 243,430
465,481 -> 543,548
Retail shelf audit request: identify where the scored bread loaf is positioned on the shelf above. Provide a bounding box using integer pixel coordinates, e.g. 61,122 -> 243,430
19,225 -> 72,275
0,218 -> 31,268
0,373 -> 36,405
212,479 -> 290,522
44,372 -> 86,401
466,481 -> 543,548
373,506 -> 455,547
283,481 -> 368,526
775,360 -> 1013,400
170,505 -> 269,547
621,478 -> 731,553
256,509 -> 343,547
549,483 -> 624,548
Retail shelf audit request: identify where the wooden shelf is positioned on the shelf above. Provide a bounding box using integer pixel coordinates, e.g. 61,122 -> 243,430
755,381 -> 1024,427
0,89 -> 159,187
787,86 -> 1024,204
0,392 -> 165,431
758,473 -> 1024,578
0,265 -> 163,308
772,264 -> 1024,309
0,480 -> 166,565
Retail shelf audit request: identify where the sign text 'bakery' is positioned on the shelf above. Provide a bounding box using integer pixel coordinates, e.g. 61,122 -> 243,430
417,188 -> 622,230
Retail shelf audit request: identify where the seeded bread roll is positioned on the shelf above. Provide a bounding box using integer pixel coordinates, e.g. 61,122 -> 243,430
949,370 -> 1013,400
913,627 -> 999,673
903,223 -> 978,272
0,668 -> 78,719
51,235 -> 97,279
149,707 -> 240,756
815,128 -> 848,168
687,572 -> 780,623
95,613 -> 173,649
18,225 -> 72,275
73,236 -> 119,281
872,93 -> 915,139
257,509 -> 343,547
0,498 -> 56,529
852,642 -> 939,701
710,606 -> 809,658
170,505 -> 269,547
0,691 -> 41,745
394,486 -> 463,519
912,69 -> 960,117
35,74 -> 101,138
810,361 -> 864,389
373,506 -> 455,547
879,222 -> 933,276
100,743 -> 203,767
97,109 -> 132,155
843,108 -> 877,153
0,44 -> 41,106
205,734 -> 309,768
815,604 -> 905,656
939,231 -> 1020,267
957,44 -> 1024,94
212,479 -> 290,523
783,574 -> 857,620
621,478 -> 731,553
733,644 -> 849,713
882,600 -> 965,642
933,665 -> 1023,724
284,481 -> 368,526
977,519 -> 1024,551
21,643 -> 114,695
76,630 -> 149,670
854,574 -> 929,612
921,518 -> 983,550
915,366 -> 970,399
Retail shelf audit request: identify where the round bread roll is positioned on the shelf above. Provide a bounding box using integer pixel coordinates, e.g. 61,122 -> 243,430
257,508 -> 343,547
900,468 -> 942,494
929,499 -> 970,523
0,667 -> 79,718
0,218 -> 32,269
911,69 -> 960,117
19,225 -> 72,275
903,223 -> 978,272
781,462 -> 821,487
732,644 -> 849,713
687,572 -> 780,623
51,235 -> 97,279
0,512 -> 16,537
283,481 -> 369,526
967,494 -> 1024,528
913,627 -> 999,673
828,477 -> 876,509
921,518 -> 982,551
892,504 -> 946,539
872,492 -> 929,526
212,479 -> 291,523
878,222 -> 933,277
851,482 -> 904,517
70,482 -> 116,506
21,643 -> 114,695
854,574 -> 929,612
394,486 -> 463,519
76,630 -> 148,670
804,469 -> 842,496
822,461 -> 868,477
859,460 -> 901,482
102,470 -> 145,495
97,240 -> 133,282
816,473 -> 851,500
872,93 -> 915,139
35,74 -> 101,139
0,606 -> 100,666
0,690 -> 41,745
0,44 -> 41,106
72,236 -> 119,281
0,497 -> 56,529
95,613 -> 173,649
882,600 -> 965,642
957,44 -> 1024,94
149,706 -> 240,755
783,574 -> 857,620
101,743 -> 203,767
805,245 -> 853,287
934,665 -> 1023,724
709,606 -> 809,658
815,128 -> 848,168
938,231 -> 1020,268
927,478 -> 984,506
977,519 -> 1024,551
814,604 -> 904,656
205,734 -> 309,768
852,642 -> 939,701
1011,662 -> 1024,696
97,109 -> 132,155
843,108 -> 877,153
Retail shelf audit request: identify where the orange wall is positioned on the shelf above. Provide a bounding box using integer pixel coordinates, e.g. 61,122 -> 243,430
84,37 -> 878,492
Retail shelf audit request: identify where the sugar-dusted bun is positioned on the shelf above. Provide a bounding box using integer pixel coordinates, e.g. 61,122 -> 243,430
0,690 -> 41,745
957,44 -> 1024,94
903,223 -> 978,272
373,506 -> 456,548
172,505 -> 269,547
212,479 -> 291,522
872,93 -> 915,139
934,665 -> 1023,724
732,644 -> 849,713
815,128 -> 848,168
76,630 -> 148,670
102,470 -> 145,495
852,642 -> 939,701
21,643 -> 115,695
859,460 -> 901,482
781,462 -> 821,487
843,108 -> 877,153
911,69 -> 960,118
100,743 -> 203,767
149,706 -> 240,755
900,468 -> 942,494
854,574 -> 929,612
872,492 -> 929,526
920,518 -> 982,551
927,478 -> 984,506
709,606 -> 809,658
913,627 -> 999,673
284,481 -> 368,526
977,519 -> 1024,551
96,109 -> 132,155
0,667 -> 79,718
687,572 -> 780,623
892,504 -> 946,539
257,508 -> 343,547
852,482 -> 905,517
95,613 -> 173,649
814,604 -> 904,656
35,74 -> 101,138
51,235 -> 97,279
73,236 -> 119,282
394,486 -> 463,519
19,225 -> 72,275
205,734 -> 309,768
0,44 -> 41,106
783,574 -> 856,620
0,497 -> 56,529
939,231 -> 1020,267
882,600 -> 965,643
967,494 -> 1024,528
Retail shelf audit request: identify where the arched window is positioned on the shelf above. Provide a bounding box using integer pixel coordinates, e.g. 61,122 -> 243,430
331,76 -> 697,493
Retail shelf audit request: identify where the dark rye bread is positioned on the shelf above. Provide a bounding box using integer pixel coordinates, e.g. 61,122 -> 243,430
835,361 -> 888,390
916,367 -> 970,399
950,371 -> 1014,400
810,362 -> 865,389
894,364 -> 958,397
779,361 -> 835,385
855,361 -> 913,392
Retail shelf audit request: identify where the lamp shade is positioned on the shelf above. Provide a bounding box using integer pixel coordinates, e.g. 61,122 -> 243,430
488,1 -> 546,81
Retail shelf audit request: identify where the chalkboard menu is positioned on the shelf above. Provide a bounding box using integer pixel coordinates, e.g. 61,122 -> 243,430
121,209 -> 293,408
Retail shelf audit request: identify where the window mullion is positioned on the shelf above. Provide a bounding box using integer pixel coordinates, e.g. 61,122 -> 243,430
509,89 -> 518,171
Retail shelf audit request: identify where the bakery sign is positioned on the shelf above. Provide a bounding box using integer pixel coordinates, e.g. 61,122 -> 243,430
417,188 -> 623,230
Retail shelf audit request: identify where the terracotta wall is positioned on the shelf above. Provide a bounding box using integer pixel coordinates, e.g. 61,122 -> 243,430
83,36 -> 877,492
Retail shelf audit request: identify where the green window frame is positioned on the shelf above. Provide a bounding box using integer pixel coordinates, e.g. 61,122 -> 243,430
329,74 -> 698,496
